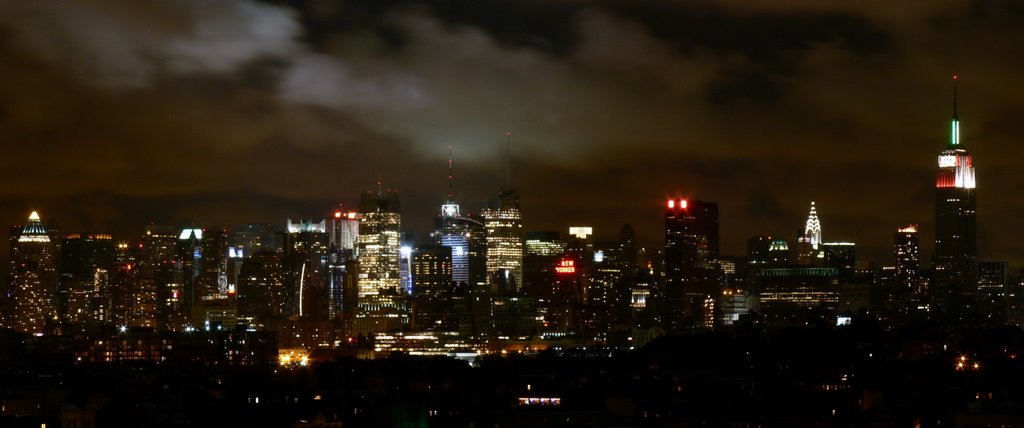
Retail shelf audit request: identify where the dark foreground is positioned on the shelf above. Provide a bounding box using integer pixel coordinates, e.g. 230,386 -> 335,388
3,320 -> 1024,427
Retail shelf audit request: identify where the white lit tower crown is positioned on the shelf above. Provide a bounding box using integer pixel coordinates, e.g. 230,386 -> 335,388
805,201 -> 822,250
934,74 -> 977,288
795,200 -> 822,265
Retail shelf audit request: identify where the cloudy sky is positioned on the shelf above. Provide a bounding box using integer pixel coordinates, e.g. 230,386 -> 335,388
2,0 -> 1023,267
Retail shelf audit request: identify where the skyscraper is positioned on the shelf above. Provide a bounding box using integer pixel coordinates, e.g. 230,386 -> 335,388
354,189 -> 406,334
893,225 -> 920,302
141,224 -> 177,329
6,211 -> 59,334
237,250 -> 285,328
283,219 -> 330,320
482,135 -> 523,294
664,198 -> 720,332
357,190 -> 402,297
329,209 -> 359,252
59,233 -> 115,323
796,201 -> 822,265
435,147 -> 479,287
933,75 -> 978,303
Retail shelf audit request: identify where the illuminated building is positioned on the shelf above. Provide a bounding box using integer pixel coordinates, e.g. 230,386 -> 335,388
768,238 -> 790,267
329,209 -> 359,252
522,232 -> 565,330
138,224 -> 176,329
822,242 -> 856,279
483,188 -> 523,294
933,75 -> 978,302
5,211 -> 58,334
174,226 -> 231,328
664,198 -> 719,332
977,261 -> 1009,311
482,134 -> 524,294
231,223 -> 279,255
433,147 -> 475,287
525,232 -> 567,257
237,250 -> 286,328
795,201 -> 823,265
411,244 -> 453,330
805,201 -> 822,249
108,240 -> 138,326
59,233 -> 115,323
197,226 -> 229,301
757,267 -> 840,327
325,219 -> 357,323
283,219 -> 330,320
355,189 -> 407,334
747,236 -> 773,266
589,242 -> 625,337
174,227 -> 204,325
357,190 -> 402,297
893,225 -> 920,301
718,287 -> 759,327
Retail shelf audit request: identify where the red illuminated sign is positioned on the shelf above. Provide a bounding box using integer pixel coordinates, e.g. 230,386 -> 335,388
555,259 -> 576,274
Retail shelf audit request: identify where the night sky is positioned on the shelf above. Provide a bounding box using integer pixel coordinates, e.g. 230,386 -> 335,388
2,1 -> 1024,269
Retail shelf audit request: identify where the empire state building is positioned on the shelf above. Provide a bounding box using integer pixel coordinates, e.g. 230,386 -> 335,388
933,75 -> 977,292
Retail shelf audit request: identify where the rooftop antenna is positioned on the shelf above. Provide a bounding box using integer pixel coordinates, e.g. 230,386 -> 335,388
952,73 -> 959,120
376,150 -> 383,196
447,145 -> 455,202
505,131 -> 512,188
951,74 -> 961,147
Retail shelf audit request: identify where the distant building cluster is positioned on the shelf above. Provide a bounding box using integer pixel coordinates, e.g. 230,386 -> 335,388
0,85 -> 1016,361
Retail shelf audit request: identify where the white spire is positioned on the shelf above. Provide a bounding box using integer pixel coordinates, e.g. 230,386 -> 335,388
804,201 -> 822,250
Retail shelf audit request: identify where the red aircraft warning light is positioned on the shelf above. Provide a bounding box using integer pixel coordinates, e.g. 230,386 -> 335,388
667,199 -> 688,209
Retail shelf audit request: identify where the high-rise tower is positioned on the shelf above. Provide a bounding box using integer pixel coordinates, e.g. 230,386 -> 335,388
796,201 -> 822,265
6,211 -> 58,334
893,225 -> 920,301
357,190 -> 402,297
482,133 -> 524,294
933,75 -> 978,295
436,146 -> 474,286
664,198 -> 719,332
354,188 -> 407,334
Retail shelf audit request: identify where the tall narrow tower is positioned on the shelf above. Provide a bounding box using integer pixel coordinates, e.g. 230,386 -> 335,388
482,132 -> 524,293
6,211 -> 58,334
796,201 -> 823,265
437,146 -> 475,286
805,201 -> 822,250
933,75 -> 978,297
663,198 -> 719,332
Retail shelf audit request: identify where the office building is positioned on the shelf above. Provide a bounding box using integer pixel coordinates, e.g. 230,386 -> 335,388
933,76 -> 978,301
5,211 -> 59,334
664,198 -> 719,332
59,233 -> 115,323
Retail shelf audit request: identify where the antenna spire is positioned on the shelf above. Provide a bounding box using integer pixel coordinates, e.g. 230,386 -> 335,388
376,150 -> 383,196
505,131 -> 512,188
447,145 -> 454,202
951,74 -> 961,147
953,73 -> 959,120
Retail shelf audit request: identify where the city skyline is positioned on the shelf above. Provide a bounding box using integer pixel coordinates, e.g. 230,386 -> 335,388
3,1 -> 1024,268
